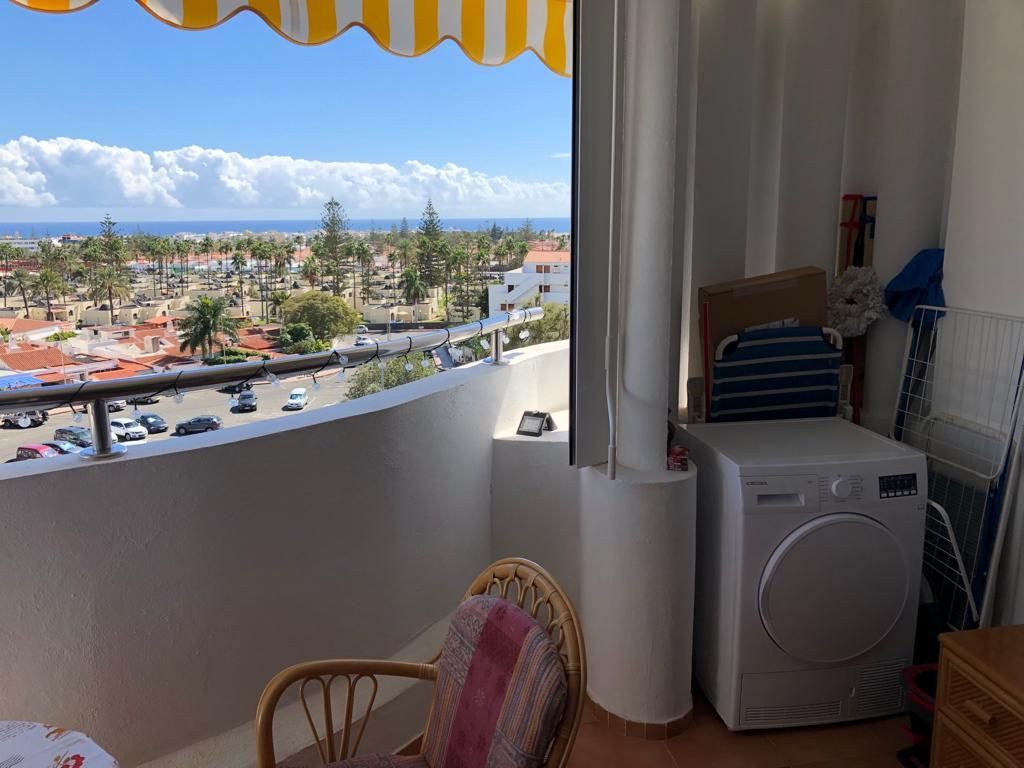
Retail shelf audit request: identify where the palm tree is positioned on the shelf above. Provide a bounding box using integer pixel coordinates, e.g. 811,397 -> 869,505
231,251 -> 248,315
269,290 -> 290,319
401,267 -> 428,306
354,241 -> 374,304
89,266 -> 131,325
396,238 -> 413,272
199,235 -> 215,288
6,269 -> 32,317
52,245 -> 82,302
442,245 -> 460,321
514,239 -> 529,268
300,255 -> 321,289
178,295 -> 239,360
0,243 -> 17,308
250,240 -> 272,319
148,237 -> 171,294
217,238 -> 234,280
174,239 -> 192,290
32,268 -> 66,321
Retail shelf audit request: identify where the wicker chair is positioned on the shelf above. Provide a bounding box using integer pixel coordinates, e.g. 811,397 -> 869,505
255,558 -> 586,768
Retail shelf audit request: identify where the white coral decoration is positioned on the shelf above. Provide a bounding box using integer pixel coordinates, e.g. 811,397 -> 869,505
828,266 -> 887,338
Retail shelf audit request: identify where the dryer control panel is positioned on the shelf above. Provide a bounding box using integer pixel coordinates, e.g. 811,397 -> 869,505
817,474 -> 865,503
878,472 -> 918,499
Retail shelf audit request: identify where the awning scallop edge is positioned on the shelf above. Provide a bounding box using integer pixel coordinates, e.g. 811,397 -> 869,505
11,0 -> 573,77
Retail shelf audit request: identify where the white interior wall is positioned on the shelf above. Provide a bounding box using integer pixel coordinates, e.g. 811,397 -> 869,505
744,0 -> 786,279
772,1 -> 853,273
688,0 -> 758,377
683,0 -> 963,423
859,0 -> 964,433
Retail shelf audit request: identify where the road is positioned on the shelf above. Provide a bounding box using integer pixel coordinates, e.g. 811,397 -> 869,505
0,372 -> 352,460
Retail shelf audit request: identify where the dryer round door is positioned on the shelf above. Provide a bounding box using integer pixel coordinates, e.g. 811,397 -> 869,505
758,513 -> 909,665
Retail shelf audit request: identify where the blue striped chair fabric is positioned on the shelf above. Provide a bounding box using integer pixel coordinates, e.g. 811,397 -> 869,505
710,325 -> 841,422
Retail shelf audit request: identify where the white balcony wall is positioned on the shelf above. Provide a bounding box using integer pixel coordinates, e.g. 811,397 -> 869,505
0,342 -> 570,766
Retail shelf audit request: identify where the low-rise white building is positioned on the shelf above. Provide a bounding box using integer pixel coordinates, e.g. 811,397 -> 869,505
488,250 -> 571,316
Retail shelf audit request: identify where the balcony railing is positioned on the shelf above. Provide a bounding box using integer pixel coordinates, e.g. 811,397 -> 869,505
0,308 -> 544,459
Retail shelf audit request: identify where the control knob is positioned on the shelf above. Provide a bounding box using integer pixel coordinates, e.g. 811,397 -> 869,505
831,477 -> 853,499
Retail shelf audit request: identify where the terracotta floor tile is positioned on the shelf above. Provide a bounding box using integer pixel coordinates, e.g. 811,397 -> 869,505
666,713 -> 788,768
567,723 -> 676,768
581,699 -> 599,725
793,757 -> 904,768
767,718 -> 906,766
567,698 -> 908,768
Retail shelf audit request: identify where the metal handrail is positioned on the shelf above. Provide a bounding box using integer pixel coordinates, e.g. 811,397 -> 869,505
0,307 -> 543,459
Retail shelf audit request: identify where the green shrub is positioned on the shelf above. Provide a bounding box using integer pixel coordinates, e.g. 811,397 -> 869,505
204,348 -> 270,365
346,356 -> 437,399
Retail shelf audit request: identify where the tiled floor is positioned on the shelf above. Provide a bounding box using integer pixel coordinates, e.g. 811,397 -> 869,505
568,697 -> 910,768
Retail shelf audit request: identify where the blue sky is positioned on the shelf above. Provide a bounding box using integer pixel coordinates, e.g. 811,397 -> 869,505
0,3 -> 572,221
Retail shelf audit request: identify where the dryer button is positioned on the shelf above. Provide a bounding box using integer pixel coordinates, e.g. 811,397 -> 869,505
831,478 -> 853,499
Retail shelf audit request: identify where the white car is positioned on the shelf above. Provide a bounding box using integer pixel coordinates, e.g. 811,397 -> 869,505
109,418 -> 148,441
355,324 -> 370,334
284,388 -> 309,410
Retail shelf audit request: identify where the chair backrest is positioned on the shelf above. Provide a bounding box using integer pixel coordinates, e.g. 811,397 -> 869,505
421,594 -> 568,768
448,558 -> 586,768
710,324 -> 842,422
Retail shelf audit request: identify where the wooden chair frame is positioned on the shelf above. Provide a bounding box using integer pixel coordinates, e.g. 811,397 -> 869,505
255,557 -> 586,768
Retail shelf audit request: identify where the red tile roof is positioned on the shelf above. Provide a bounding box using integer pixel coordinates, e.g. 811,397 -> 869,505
236,335 -> 279,351
35,372 -> 73,384
135,354 -> 196,368
524,250 -> 570,265
0,347 -> 80,371
0,317 -> 71,334
89,361 -> 155,381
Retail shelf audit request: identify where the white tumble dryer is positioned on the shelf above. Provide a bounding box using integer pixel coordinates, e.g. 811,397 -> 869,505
681,418 -> 926,730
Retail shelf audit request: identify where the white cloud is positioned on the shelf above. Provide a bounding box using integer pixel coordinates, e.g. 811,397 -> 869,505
550,152 -> 572,159
0,136 -> 570,217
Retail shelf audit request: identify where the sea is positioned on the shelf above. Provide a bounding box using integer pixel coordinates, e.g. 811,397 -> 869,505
0,217 -> 571,238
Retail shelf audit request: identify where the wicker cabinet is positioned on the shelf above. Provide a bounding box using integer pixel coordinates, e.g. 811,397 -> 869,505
932,626 -> 1024,767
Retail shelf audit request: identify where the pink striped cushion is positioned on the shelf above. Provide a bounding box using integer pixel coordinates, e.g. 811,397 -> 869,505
328,756 -> 427,768
422,595 -> 568,768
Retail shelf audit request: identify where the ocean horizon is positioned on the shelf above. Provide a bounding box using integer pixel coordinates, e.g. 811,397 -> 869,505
0,217 -> 572,239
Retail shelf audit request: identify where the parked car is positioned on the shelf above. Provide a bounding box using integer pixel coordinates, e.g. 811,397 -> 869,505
236,391 -> 258,412
355,324 -> 370,334
137,413 -> 167,434
53,425 -> 116,447
217,382 -> 253,395
2,410 -> 48,429
175,415 -> 223,435
14,444 -> 58,461
284,388 -> 309,410
41,440 -> 83,455
127,395 -> 161,406
110,418 -> 148,441
107,400 -> 128,412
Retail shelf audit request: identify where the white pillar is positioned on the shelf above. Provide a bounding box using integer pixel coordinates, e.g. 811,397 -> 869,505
581,0 -> 699,730
582,466 -> 696,725
617,0 -> 681,472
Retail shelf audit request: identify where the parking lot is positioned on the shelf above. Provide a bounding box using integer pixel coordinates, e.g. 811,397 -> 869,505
0,372 -> 352,460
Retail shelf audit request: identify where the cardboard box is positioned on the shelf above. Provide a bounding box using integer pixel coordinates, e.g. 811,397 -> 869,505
698,266 -> 828,408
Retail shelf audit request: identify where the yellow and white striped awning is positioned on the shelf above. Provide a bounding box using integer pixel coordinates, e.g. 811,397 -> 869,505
12,0 -> 573,77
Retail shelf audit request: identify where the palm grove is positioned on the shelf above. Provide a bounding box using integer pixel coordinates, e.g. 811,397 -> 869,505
1,199 -> 565,367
